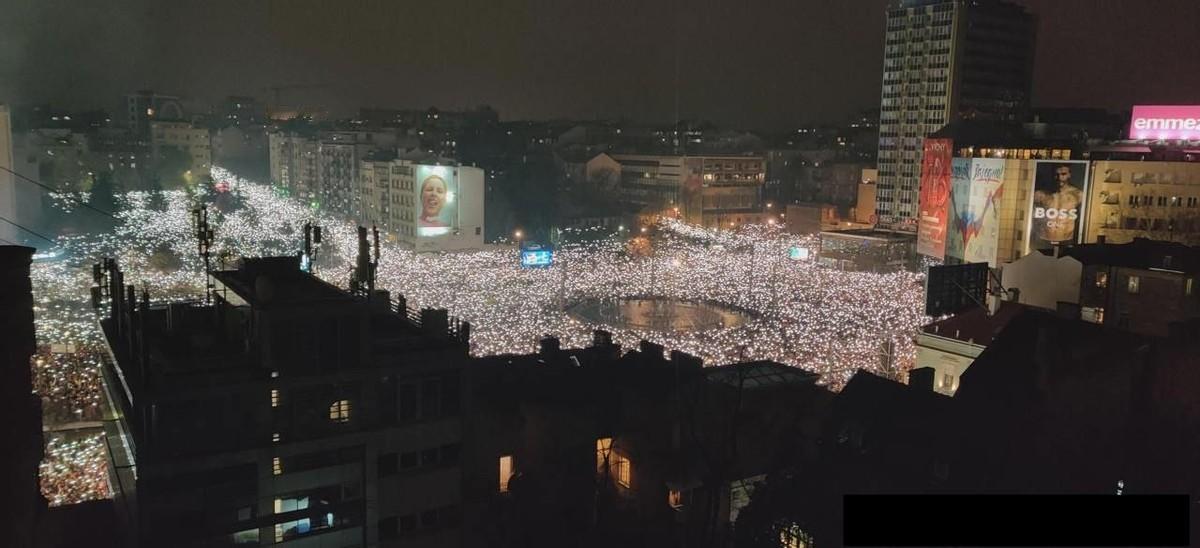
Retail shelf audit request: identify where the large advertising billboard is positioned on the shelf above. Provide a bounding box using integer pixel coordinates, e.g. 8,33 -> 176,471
1129,105 -> 1200,140
415,165 -> 458,237
944,158 -> 1006,267
917,138 -> 953,259
1028,160 -> 1089,251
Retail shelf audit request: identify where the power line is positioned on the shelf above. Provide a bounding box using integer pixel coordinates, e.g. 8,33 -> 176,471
0,215 -> 57,245
0,165 -> 118,219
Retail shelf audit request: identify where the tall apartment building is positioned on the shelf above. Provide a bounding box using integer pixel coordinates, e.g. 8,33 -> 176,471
876,0 -> 1035,230
584,153 -> 767,229
98,255 -> 472,547
269,132 -> 320,202
269,130 -> 397,220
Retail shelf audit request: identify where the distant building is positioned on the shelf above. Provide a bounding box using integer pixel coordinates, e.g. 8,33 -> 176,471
125,90 -> 185,138
98,255 -> 472,547
1084,160 -> 1200,247
855,169 -> 878,224
150,120 -> 211,177
817,229 -> 915,272
221,96 -> 267,127
585,152 -> 766,229
359,159 -> 486,252
875,0 -> 1035,230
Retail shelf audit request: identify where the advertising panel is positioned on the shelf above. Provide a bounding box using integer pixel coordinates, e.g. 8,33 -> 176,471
1128,105 -> 1200,140
916,138 -> 953,259
1028,160 -> 1089,251
520,244 -> 554,268
415,165 -> 458,237
944,159 -> 1006,266
943,158 -> 973,263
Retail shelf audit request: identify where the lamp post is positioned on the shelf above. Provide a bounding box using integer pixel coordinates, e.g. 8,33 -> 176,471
514,229 -> 523,263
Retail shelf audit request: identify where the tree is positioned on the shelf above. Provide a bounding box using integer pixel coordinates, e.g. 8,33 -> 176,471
152,146 -> 193,190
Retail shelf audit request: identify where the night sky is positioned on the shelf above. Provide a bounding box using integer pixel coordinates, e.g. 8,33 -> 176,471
1,0 -> 1197,129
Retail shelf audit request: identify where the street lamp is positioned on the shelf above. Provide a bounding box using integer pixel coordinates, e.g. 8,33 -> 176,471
640,227 -> 648,234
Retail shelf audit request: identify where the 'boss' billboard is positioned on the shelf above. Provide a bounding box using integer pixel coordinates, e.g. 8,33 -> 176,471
1028,160 -> 1089,250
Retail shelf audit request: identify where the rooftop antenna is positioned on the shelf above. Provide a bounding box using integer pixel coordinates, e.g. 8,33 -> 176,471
192,205 -> 215,303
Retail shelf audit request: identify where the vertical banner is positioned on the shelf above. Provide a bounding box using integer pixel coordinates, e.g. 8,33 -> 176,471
963,159 -> 1005,266
1028,160 -> 1089,251
916,139 -> 953,259
944,158 -> 973,263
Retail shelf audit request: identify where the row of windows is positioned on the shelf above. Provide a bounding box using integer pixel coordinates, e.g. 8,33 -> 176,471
378,505 -> 460,540
1125,195 -> 1200,207
378,443 -> 461,476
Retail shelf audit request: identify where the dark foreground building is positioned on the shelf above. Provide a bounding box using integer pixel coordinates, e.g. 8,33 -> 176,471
99,255 -> 471,547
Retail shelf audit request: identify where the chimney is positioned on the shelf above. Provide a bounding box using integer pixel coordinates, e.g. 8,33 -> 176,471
539,336 -> 561,355
592,330 -> 613,348
639,340 -> 665,359
1097,235 -> 1107,244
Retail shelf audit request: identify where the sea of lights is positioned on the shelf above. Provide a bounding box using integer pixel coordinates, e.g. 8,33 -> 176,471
30,166 -> 928,504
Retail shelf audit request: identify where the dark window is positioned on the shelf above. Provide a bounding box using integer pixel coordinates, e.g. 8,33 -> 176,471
399,452 -> 418,469
379,516 -> 397,540
440,443 -> 461,465
398,514 -> 417,534
421,378 -> 441,418
397,383 -> 416,421
421,509 -> 440,529
378,453 -> 397,476
421,448 -> 440,467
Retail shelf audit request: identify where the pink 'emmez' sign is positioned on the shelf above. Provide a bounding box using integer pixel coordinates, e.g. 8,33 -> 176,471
1129,105 -> 1200,140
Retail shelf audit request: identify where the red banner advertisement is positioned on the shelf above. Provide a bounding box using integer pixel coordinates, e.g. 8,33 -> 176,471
916,138 -> 953,259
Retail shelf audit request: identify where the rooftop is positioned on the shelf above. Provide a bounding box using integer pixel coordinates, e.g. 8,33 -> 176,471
212,256 -> 354,306
922,300 -> 1026,345
705,360 -> 820,389
1062,237 -> 1200,274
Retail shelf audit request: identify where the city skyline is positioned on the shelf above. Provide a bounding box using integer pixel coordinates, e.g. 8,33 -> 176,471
1,0 -> 1197,129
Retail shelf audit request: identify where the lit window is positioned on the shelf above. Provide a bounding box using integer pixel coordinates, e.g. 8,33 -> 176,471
499,455 -> 514,493
596,438 -> 612,471
329,400 -> 351,422
271,389 -> 280,408
272,432 -> 281,443
779,523 -> 814,548
272,456 -> 282,476
1095,272 -> 1108,288
1127,276 -> 1140,294
1187,279 -> 1194,296
614,452 -> 631,488
668,489 -> 683,509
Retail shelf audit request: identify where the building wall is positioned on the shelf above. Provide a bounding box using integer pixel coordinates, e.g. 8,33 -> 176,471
914,333 -> 981,396
1078,265 -> 1200,337
151,121 -> 212,175
0,106 -> 17,245
588,153 -> 764,229
999,252 -> 1081,310
1083,160 -> 1200,247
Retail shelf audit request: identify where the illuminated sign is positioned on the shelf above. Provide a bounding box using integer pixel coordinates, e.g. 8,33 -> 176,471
1129,105 -> 1200,140
787,246 -> 810,260
520,244 -> 554,268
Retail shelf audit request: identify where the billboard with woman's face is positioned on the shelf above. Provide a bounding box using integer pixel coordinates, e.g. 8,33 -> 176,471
416,165 -> 458,237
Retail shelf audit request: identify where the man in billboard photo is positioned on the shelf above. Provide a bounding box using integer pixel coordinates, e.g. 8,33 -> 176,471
1033,163 -> 1084,244
419,174 -> 450,228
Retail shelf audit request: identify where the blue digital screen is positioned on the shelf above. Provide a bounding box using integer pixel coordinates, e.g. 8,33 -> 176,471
521,250 -> 554,267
